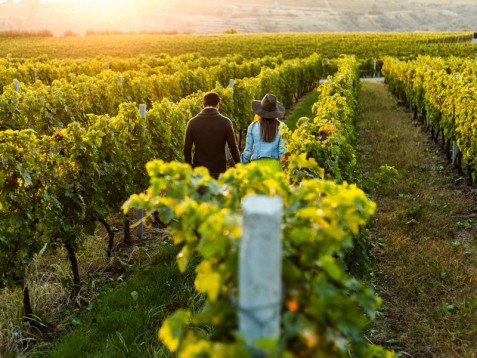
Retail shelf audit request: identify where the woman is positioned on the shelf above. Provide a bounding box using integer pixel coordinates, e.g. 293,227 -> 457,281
241,93 -> 287,173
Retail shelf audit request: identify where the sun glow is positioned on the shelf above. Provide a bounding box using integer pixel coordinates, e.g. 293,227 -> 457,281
0,0 -> 187,35
31,0 -> 168,34
57,0 -> 152,24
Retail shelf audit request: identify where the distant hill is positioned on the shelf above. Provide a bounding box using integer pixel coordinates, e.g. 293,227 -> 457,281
0,0 -> 476,35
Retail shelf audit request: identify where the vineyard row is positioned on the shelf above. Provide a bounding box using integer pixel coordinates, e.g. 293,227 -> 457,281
382,56 -> 477,182
123,55 -> 392,357
0,53 -> 322,308
0,54 -> 287,134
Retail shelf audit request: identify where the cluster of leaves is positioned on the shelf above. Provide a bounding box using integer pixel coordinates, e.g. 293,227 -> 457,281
123,157 -> 393,357
0,54 -> 283,133
0,130 -> 61,289
369,165 -> 400,196
0,53 -> 264,87
382,55 -> 477,175
0,103 -> 153,291
285,56 -> 361,184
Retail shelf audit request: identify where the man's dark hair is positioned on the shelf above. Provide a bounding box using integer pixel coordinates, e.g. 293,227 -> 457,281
203,92 -> 221,107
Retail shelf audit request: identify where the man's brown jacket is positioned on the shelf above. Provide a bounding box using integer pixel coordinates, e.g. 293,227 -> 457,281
184,107 -> 241,177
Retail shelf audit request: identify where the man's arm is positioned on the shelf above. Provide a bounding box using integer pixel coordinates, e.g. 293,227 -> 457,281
184,122 -> 193,165
226,120 -> 241,165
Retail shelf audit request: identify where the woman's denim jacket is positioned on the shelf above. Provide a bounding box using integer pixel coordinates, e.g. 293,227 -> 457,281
240,120 -> 286,163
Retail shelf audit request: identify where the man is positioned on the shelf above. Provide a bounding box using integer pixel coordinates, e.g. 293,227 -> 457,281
184,92 -> 241,179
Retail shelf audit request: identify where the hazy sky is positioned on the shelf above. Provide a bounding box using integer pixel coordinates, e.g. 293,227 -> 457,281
0,0 -> 126,3
0,0 -> 152,5
0,0 -> 474,34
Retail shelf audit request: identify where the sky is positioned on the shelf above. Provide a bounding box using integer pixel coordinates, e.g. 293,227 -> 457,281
0,0 -> 475,35
0,0 -> 161,5
0,0 -> 128,4
0,0 -> 158,35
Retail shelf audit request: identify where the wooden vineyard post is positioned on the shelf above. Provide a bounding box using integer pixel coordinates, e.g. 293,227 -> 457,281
239,195 -> 282,352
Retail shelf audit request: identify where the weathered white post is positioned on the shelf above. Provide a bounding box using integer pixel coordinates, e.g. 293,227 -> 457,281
452,141 -> 459,164
136,103 -> 147,239
118,75 -> 124,96
139,104 -> 147,123
228,78 -> 238,145
239,195 -> 282,350
13,79 -> 20,92
373,58 -> 377,78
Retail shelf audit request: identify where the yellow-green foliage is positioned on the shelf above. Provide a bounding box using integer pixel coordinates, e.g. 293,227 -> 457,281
383,55 -> 477,174
285,56 -> 360,183
0,32 -> 472,59
122,56 -> 394,357
123,158 -> 392,357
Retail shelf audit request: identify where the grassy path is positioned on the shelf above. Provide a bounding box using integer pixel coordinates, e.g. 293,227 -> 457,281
283,90 -> 319,131
41,243 -> 194,358
356,82 -> 477,357
41,242 -> 194,357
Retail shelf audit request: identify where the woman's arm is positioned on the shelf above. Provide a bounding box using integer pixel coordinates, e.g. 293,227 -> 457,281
278,122 -> 287,159
240,124 -> 254,163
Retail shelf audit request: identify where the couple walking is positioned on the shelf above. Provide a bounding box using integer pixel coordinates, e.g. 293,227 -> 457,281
184,92 -> 287,179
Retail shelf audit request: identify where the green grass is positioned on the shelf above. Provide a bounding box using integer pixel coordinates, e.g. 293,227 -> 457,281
284,90 -> 319,131
41,242 -> 199,358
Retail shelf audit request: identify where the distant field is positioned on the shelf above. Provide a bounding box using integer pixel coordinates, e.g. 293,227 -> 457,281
159,1 -> 477,32
0,32 -> 473,59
